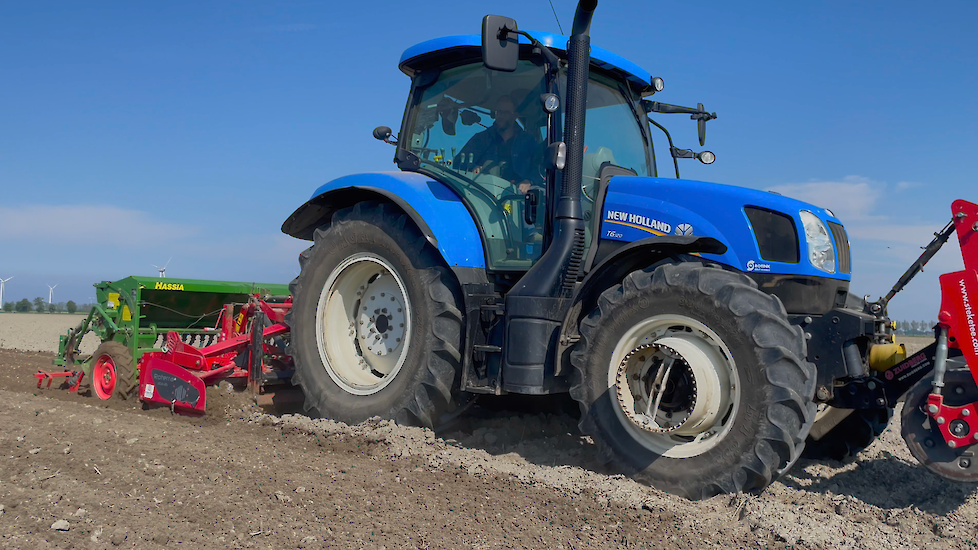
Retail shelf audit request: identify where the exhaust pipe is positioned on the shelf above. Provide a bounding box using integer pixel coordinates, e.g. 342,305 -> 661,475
502,1 -> 596,393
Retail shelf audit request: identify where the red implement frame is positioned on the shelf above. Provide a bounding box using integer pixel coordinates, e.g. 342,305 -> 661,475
928,199 -> 978,446
132,294 -> 292,414
34,370 -> 84,392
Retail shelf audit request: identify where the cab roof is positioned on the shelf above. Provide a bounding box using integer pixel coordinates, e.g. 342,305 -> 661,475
399,31 -> 653,92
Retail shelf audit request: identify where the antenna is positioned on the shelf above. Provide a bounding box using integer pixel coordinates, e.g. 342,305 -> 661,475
0,276 -> 11,306
47,283 -> 58,304
152,256 -> 172,278
548,0 -> 564,34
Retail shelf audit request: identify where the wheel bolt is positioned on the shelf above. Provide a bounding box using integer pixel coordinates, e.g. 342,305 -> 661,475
937,417 -> 946,424
964,409 -> 972,417
927,404 -> 940,414
949,440 -> 958,448
381,293 -> 385,297
391,297 -> 395,301
382,308 -> 388,313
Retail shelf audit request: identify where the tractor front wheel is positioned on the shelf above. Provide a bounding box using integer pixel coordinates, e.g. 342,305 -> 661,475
287,202 -> 464,429
91,342 -> 136,400
570,263 -> 817,499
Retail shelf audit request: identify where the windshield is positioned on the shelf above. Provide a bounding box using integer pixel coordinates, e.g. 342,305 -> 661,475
405,60 -> 550,270
402,58 -> 651,270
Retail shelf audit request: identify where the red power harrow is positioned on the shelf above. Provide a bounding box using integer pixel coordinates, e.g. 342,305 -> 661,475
900,199 -> 978,480
36,295 -> 298,416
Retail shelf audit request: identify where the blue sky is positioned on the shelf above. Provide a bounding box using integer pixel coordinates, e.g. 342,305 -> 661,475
1,1 -> 974,322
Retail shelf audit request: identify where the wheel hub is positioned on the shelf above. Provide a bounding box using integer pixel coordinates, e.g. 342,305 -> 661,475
316,253 -> 413,396
355,277 -> 406,358
616,342 -> 698,433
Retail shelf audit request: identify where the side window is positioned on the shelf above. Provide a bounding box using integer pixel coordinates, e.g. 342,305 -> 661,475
558,72 -> 651,251
408,61 -> 549,270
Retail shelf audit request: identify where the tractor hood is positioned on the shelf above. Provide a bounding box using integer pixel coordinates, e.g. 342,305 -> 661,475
599,176 -> 851,282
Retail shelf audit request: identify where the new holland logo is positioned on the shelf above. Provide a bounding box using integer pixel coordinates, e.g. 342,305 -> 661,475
155,282 -> 185,291
675,223 -> 693,236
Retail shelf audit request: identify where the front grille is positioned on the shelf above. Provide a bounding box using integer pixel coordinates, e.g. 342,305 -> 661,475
827,221 -> 851,274
745,207 -> 800,263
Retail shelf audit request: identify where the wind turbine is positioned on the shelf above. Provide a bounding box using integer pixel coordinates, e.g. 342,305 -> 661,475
47,284 -> 58,304
0,277 -> 11,306
152,257 -> 172,278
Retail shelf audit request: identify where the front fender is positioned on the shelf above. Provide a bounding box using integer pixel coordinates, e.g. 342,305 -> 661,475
281,172 -> 485,268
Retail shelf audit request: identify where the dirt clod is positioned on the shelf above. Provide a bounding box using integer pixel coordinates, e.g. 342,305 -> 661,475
50,519 -> 69,531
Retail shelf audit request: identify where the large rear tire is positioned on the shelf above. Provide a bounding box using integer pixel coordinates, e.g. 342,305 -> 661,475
570,263 -> 817,499
287,202 -> 464,429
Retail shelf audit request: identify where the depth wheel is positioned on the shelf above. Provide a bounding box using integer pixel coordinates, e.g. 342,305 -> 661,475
902,368 -> 978,482
570,263 -> 817,499
287,202 -> 464,428
91,342 -> 136,400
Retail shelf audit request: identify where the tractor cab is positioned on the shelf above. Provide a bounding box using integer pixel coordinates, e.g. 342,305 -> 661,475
396,33 -> 653,270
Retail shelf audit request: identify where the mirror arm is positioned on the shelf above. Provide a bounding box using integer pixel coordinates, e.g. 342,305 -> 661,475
642,100 -> 717,121
647,116 -> 680,179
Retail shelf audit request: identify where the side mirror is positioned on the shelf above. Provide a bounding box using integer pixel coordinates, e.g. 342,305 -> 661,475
482,15 -> 519,72
373,126 -> 396,145
697,103 -> 707,146
373,126 -> 392,141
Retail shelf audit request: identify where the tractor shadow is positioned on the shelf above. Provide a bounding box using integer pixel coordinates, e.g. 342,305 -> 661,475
438,393 -> 610,473
782,455 -> 977,515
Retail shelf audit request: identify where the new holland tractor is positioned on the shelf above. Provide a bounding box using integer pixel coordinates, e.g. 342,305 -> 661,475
280,1 -> 978,498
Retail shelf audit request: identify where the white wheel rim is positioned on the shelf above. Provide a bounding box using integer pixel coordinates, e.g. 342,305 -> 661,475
315,253 -> 412,396
608,314 -> 739,458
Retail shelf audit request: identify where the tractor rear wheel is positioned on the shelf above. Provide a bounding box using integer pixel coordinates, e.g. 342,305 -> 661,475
287,202 -> 464,429
570,263 -> 817,499
91,341 -> 136,400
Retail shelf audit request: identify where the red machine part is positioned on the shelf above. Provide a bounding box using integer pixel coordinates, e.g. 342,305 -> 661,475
34,370 -> 84,392
937,199 -> 978,381
925,393 -> 978,449
138,356 -> 207,415
930,199 -> 978,445
136,295 -> 292,415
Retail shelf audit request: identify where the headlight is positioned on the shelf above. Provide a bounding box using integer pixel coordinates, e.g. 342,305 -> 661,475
800,211 -> 836,273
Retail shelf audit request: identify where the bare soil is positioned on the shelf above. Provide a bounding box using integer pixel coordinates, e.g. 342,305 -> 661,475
1,318 -> 976,549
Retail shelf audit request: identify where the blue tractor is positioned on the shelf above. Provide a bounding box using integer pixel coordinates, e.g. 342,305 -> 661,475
281,1 -> 905,498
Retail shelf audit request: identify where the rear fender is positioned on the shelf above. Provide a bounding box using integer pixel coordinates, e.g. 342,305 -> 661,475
281,172 -> 485,268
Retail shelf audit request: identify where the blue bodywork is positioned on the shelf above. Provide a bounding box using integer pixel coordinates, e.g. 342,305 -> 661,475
599,177 -> 849,281
307,172 -> 486,268
293,37 -> 848,281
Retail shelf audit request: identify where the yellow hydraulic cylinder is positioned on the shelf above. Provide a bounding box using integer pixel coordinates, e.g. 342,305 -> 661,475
869,343 -> 907,372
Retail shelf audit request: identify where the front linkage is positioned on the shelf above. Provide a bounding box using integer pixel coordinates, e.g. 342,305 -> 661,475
832,199 -> 978,481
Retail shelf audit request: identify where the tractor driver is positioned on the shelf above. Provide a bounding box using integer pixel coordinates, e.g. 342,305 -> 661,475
455,95 -> 541,194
